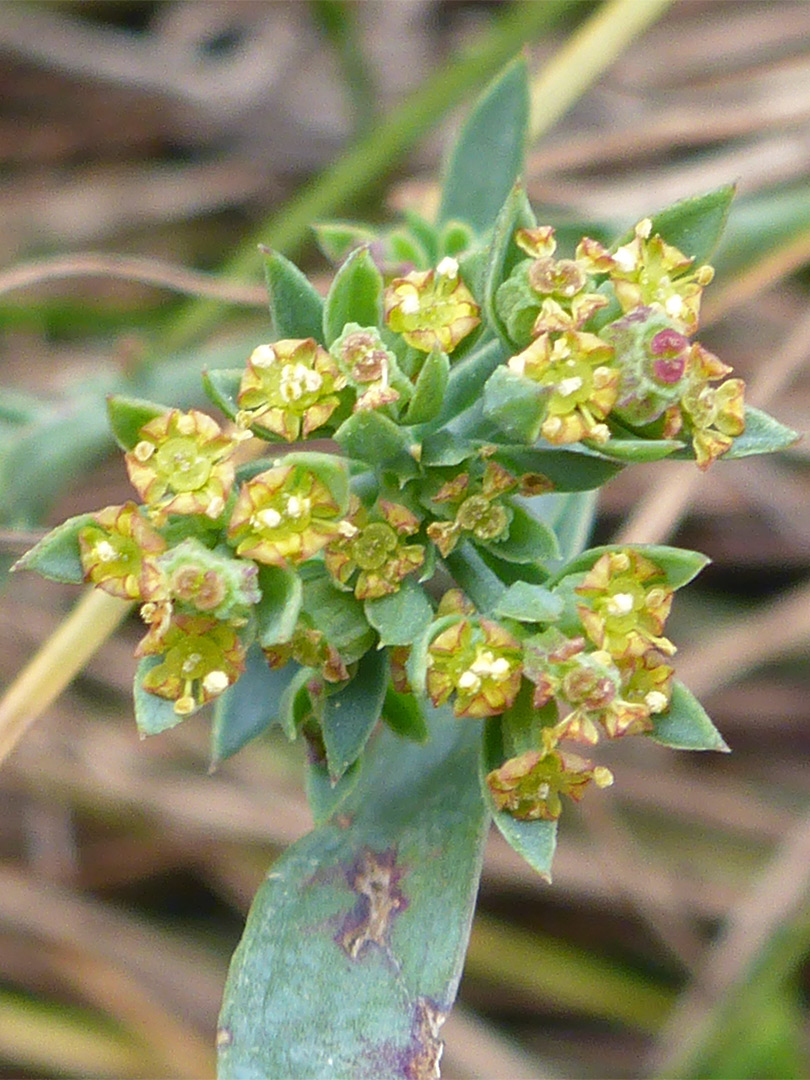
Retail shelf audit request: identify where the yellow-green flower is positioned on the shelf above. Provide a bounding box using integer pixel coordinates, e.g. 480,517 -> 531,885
523,628 -> 649,744
137,614 -> 245,716
426,617 -> 522,718
508,331 -> 619,445
384,257 -> 480,353
78,502 -> 166,600
486,727 -> 613,820
324,498 -> 425,600
680,354 -> 746,470
227,463 -> 345,566
125,409 -> 236,522
236,338 -> 346,441
610,218 -> 714,335
576,549 -> 675,659
618,650 -> 674,724
515,226 -> 614,334
427,461 -> 516,557
264,623 -> 349,684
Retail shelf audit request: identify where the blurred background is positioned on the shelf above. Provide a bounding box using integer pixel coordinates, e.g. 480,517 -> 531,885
1,1 -> 809,1077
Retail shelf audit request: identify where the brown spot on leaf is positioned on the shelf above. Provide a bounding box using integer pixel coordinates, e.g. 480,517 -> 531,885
338,848 -> 407,959
405,997 -> 447,1080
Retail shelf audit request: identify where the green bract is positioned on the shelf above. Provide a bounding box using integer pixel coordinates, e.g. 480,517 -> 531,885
14,57 -> 799,1080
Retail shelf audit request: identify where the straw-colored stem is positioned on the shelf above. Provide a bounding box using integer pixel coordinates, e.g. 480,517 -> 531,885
0,589 -> 130,766
529,0 -> 673,143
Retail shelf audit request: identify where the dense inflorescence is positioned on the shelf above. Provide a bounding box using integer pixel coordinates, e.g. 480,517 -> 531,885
18,205 -> 767,827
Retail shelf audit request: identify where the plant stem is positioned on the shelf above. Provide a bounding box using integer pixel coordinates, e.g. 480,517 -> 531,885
528,0 -> 673,143
0,589 -> 129,767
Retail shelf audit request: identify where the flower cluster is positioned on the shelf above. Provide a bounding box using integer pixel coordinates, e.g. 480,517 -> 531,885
384,257 -> 480,354
493,219 -> 746,467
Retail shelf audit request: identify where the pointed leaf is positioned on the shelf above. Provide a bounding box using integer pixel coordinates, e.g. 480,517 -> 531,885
381,686 -> 429,743
494,581 -> 563,624
322,647 -> 389,780
649,680 -> 729,752
483,364 -> 547,443
480,717 -> 557,881
255,565 -> 302,647
323,246 -> 384,346
261,247 -> 324,342
615,184 -> 736,264
482,182 -> 536,344
211,647 -> 302,764
13,513 -> 94,584
438,57 -> 529,233
364,577 -> 433,647
302,573 -> 375,662
548,544 -> 709,590
404,349 -> 450,425
334,409 -> 417,477
712,406 -> 799,461
106,395 -> 168,450
201,368 -> 242,423
218,707 -> 489,1080
443,542 -> 507,614
428,338 -> 509,427
134,657 -> 187,737
596,437 -> 685,463
278,666 -> 315,741
492,445 -> 624,493
305,753 -> 363,826
313,221 -> 376,265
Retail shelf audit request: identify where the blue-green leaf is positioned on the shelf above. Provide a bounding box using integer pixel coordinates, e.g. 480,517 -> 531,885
404,349 -> 450,425
334,410 -> 417,477
134,657 -> 187,737
649,680 -> 729,752
255,565 -> 302,647
483,364 -> 547,443
322,246 -> 383,346
596,437 -> 685,463
322,647 -> 389,780
261,247 -> 324,342
218,706 -> 489,1080
201,369 -> 243,424
615,185 -> 736,264
438,57 -> 529,233
313,221 -> 376,265
301,573 -> 375,663
480,717 -> 557,881
492,445 -> 624,493
381,686 -> 428,743
364,577 -> 433,647
711,406 -> 799,461
494,581 -> 563,623
211,647 -> 302,764
548,544 -> 709,590
106,395 -> 168,450
12,513 -> 94,584
305,752 -> 363,826
478,502 -> 559,564
483,182 -> 536,344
